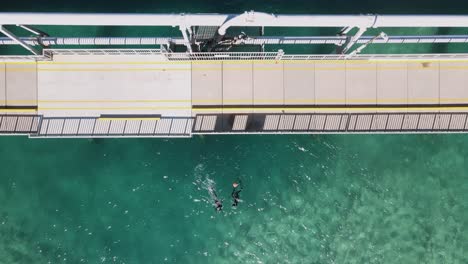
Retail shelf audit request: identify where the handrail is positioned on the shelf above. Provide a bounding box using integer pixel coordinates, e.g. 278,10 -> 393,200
2,49 -> 468,61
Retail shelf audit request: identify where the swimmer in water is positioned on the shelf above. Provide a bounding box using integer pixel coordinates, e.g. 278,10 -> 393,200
231,180 -> 243,207
208,186 -> 223,212
214,199 -> 223,212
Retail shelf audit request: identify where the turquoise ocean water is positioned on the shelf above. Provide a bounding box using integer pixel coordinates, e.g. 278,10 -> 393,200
1,1 -> 468,263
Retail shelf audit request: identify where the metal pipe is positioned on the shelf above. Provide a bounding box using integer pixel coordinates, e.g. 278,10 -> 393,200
1,12 -> 468,30
217,12 -> 376,35
217,12 -> 468,36
0,13 -> 228,26
0,25 -> 39,55
374,15 -> 468,27
346,32 -> 388,58
342,27 -> 367,53
1,35 -> 468,47
179,26 -> 193,53
18,25 -> 48,36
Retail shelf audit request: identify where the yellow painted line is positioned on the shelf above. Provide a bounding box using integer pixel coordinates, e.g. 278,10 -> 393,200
38,106 -> 191,110
1,61 -> 37,65
40,99 -> 190,103
5,96 -> 468,105
5,98 -> 468,104
201,59 -> 468,64
3,65 -> 466,72
0,109 -> 37,112
252,99 -> 284,103
2,59 -> 468,67
0,66 -> 446,72
281,59 -> 468,64
440,98 -> 468,102
38,61 -> 191,65
37,68 -> 190,72
98,117 -> 161,121
0,100 -> 38,103
5,99 -> 191,103
30,105 -> 468,112
193,106 -> 468,112
1,60 -> 468,71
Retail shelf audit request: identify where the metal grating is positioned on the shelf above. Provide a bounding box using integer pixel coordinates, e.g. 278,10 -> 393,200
293,115 -> 311,130
0,115 -> 40,134
34,117 -> 192,137
194,26 -> 219,40
192,112 -> 468,134
164,51 -> 468,61
232,115 -> 248,131
324,115 -> 342,131
6,113 -> 468,137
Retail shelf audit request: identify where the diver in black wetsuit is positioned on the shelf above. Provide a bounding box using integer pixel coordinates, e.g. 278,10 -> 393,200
214,198 -> 223,212
231,181 -> 243,207
209,187 -> 223,212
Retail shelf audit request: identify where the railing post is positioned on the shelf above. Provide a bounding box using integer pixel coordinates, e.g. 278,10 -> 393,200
275,49 -> 284,60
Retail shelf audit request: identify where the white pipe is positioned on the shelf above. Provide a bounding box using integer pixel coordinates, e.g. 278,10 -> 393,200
19,25 -> 44,35
374,15 -> 468,27
0,13 -> 229,26
217,12 -> 376,35
0,25 -> 39,55
218,12 -> 468,36
1,12 -> 468,31
179,26 -> 193,53
342,27 -> 367,53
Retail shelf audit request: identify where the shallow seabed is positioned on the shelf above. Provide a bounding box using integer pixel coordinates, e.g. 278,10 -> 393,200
1,1 -> 468,263
0,134 -> 467,263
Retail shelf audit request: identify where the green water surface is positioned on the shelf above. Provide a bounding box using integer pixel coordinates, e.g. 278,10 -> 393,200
1,1 -> 468,263
1,135 -> 467,263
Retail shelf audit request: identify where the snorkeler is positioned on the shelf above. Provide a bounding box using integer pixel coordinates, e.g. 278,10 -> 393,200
208,186 -> 223,212
231,181 -> 243,207
214,199 -> 223,212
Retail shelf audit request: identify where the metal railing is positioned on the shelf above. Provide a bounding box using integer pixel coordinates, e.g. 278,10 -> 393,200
35,116 -> 192,138
192,112 -> 468,134
0,115 -> 41,134
242,35 -> 468,45
164,51 -> 280,61
1,35 -> 468,47
281,53 -> 468,60
163,51 -> 468,61
48,49 -> 163,56
0,37 -> 183,46
3,113 -> 468,137
2,48 -> 468,61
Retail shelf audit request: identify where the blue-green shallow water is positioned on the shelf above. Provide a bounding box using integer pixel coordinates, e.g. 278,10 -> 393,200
2,1 -> 468,263
1,135 -> 467,263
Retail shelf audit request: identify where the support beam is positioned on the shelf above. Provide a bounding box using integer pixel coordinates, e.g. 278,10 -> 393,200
18,25 -> 48,36
0,25 -> 39,55
186,26 -> 193,40
338,26 -> 352,35
346,32 -> 388,58
342,27 -> 367,54
179,26 -> 193,53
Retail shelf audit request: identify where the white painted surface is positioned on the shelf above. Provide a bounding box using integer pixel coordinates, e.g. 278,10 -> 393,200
1,12 -> 468,30
37,55 -> 191,117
